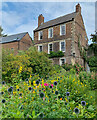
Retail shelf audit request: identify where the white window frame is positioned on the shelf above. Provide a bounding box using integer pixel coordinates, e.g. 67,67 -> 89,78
48,28 -> 53,38
59,40 -> 66,52
38,45 -> 43,52
48,43 -> 53,54
60,57 -> 66,66
60,24 -> 66,36
38,31 -> 43,40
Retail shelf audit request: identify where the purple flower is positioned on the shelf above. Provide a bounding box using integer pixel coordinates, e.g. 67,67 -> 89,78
81,101 -> 86,106
74,108 -> 80,114
66,92 -> 70,96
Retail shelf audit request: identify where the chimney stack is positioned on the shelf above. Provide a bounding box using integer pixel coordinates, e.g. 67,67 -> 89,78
38,14 -> 44,27
76,3 -> 81,14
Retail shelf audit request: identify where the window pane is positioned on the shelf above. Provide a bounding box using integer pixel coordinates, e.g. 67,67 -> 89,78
61,59 -> 65,65
49,44 -> 52,52
40,31 -> 43,40
49,28 -> 53,38
61,42 -> 65,51
39,46 -> 42,52
61,25 -> 65,35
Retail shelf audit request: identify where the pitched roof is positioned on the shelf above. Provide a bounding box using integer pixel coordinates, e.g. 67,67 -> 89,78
34,12 -> 76,32
0,32 -> 28,44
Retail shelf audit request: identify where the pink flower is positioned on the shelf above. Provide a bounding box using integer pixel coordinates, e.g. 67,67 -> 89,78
43,97 -> 45,101
43,89 -> 45,91
41,84 -> 43,86
44,83 -> 49,86
51,84 -> 54,87
19,97 -> 22,99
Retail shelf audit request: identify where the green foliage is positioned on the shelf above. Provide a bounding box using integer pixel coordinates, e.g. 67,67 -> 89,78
0,26 -> 7,37
73,62 -> 84,74
78,35 -> 87,62
88,43 -> 97,56
62,63 -> 73,71
48,51 -> 64,58
90,32 -> 97,43
2,47 -> 54,83
1,71 -> 96,118
79,71 -> 96,90
87,56 -> 97,72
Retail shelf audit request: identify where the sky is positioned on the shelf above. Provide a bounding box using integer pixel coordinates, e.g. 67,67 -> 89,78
0,1 -> 95,44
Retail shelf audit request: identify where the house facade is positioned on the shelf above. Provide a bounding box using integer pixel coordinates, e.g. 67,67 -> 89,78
0,32 -> 33,54
34,3 -> 88,66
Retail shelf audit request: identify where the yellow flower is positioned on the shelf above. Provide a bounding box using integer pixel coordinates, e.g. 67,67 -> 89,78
13,91 -> 16,95
65,98 -> 68,102
53,109 -> 55,111
81,82 -> 82,85
16,85 -> 19,89
48,100 -> 50,103
60,80 -> 62,83
33,91 -> 35,94
85,85 -> 86,86
30,74 -> 32,78
37,86 -> 39,88
91,96 -> 93,98
29,80 -> 31,85
19,66 -> 22,73
32,97 -> 34,100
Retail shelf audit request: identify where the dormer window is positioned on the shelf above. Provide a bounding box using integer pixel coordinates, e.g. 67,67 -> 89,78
39,31 -> 43,40
48,28 -> 53,38
60,24 -> 66,35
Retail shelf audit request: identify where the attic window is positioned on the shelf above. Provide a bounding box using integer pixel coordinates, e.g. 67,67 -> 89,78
60,24 -> 66,35
39,31 -> 43,40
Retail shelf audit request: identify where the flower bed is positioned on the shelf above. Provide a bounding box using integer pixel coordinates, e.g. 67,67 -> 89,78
1,71 -> 96,118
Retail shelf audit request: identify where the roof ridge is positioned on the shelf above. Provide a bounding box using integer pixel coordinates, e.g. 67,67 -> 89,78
4,32 -> 28,37
34,12 -> 76,32
43,12 -> 76,25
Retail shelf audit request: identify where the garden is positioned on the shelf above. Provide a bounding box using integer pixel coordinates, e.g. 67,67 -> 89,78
0,47 -> 97,118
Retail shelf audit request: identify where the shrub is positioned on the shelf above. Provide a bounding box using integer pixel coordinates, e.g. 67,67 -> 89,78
49,51 -> 64,58
62,63 -> 73,71
73,62 -> 84,74
88,56 -> 97,72
2,47 -> 54,83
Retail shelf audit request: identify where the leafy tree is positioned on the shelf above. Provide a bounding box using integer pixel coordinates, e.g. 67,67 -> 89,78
87,31 -> 97,72
0,26 -> 7,37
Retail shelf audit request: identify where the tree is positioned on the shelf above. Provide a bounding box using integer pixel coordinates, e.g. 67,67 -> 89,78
87,31 -> 97,72
0,26 -> 7,37
88,31 -> 97,56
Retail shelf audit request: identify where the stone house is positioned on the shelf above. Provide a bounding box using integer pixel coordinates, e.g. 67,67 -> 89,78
0,32 -> 33,54
34,3 -> 88,66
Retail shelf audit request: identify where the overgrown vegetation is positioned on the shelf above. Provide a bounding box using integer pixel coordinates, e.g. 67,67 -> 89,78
1,47 -> 96,118
87,32 -> 97,72
2,47 -> 54,83
48,51 -> 64,58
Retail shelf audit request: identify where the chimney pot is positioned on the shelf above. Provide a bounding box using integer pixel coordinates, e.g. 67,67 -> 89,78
76,3 -> 81,14
38,14 -> 44,27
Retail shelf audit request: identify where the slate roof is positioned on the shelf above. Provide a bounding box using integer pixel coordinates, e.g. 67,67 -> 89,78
34,12 -> 76,32
0,32 -> 28,44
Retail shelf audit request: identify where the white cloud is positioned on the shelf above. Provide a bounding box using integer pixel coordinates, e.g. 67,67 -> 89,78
1,2 -> 95,44
2,11 -> 24,27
